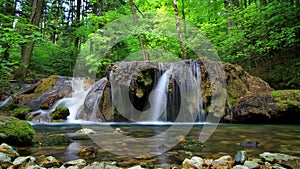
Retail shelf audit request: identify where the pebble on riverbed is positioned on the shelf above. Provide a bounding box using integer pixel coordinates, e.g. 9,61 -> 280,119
0,143 -> 299,169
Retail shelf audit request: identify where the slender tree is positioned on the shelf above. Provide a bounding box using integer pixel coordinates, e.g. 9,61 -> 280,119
129,0 -> 148,60
74,0 -> 82,49
15,0 -> 44,79
173,0 -> 185,59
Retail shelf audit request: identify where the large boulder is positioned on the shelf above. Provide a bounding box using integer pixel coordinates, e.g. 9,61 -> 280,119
17,75 -> 72,110
100,59 -> 279,123
0,116 -> 35,146
229,90 -> 300,123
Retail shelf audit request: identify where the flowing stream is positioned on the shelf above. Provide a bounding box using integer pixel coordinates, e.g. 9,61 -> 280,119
18,123 -> 300,166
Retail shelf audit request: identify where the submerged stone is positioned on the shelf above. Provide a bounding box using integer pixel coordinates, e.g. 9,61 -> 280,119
75,128 -> 96,135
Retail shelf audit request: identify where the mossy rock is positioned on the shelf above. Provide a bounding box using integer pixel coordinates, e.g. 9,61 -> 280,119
51,106 -> 70,121
34,75 -> 58,94
272,90 -> 300,111
12,107 -> 32,120
0,116 -> 35,146
35,135 -> 72,146
178,139 -> 206,152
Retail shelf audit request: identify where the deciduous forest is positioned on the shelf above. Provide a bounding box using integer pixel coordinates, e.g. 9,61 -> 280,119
1,0 -> 299,90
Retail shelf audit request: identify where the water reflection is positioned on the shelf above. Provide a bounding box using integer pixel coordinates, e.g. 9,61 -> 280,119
20,124 -> 300,165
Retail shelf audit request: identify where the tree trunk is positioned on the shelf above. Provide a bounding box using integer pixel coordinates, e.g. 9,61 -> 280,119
173,0 -> 185,59
53,0 -> 61,44
74,0 -> 81,49
181,0 -> 187,37
15,0 -> 44,79
129,0 -> 148,61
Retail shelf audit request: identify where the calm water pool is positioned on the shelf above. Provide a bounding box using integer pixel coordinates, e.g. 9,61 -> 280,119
18,123 -> 300,166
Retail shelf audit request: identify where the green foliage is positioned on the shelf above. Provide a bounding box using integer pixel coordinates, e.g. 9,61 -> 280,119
0,0 -> 298,90
0,116 -> 35,146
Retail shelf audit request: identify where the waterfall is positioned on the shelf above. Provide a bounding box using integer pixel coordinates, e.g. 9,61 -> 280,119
67,78 -> 94,122
29,77 -> 94,123
109,61 -> 204,123
0,96 -> 11,108
169,61 -> 203,122
20,60 -> 205,123
78,77 -> 107,122
147,69 -> 172,121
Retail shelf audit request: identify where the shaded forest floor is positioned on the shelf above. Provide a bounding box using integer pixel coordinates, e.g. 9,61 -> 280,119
239,46 -> 300,90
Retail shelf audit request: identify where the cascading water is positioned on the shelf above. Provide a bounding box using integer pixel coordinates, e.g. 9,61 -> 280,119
29,78 -> 94,123
109,61 -> 204,123
17,60 -> 205,123
147,69 -> 172,121
76,77 -> 107,122
0,96 -> 11,108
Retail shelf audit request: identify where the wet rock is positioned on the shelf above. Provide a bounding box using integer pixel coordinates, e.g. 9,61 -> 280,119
0,116 -> 35,146
77,147 -> 98,159
128,165 -> 144,169
64,133 -> 90,140
82,161 -> 121,169
0,143 -> 19,158
51,106 -> 70,121
37,156 -> 61,168
0,152 -> 12,168
77,78 -> 107,122
13,156 -> 36,168
63,159 -> 87,168
244,161 -> 260,169
202,159 -> 213,168
268,164 -> 288,169
232,165 -> 249,169
26,165 -> 46,169
0,133 -> 7,139
65,166 -> 80,169
238,141 -> 260,148
75,128 -> 96,135
234,150 -> 247,165
182,156 -> 204,169
259,152 -> 300,169
212,155 -> 233,169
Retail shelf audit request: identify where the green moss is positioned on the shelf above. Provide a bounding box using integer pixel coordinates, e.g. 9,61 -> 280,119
35,75 -> 58,94
51,106 -> 70,120
271,90 -> 283,97
272,90 -> 300,110
179,139 -> 206,152
12,107 -> 32,120
0,116 -> 35,146
35,135 -> 72,146
228,97 -> 238,106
